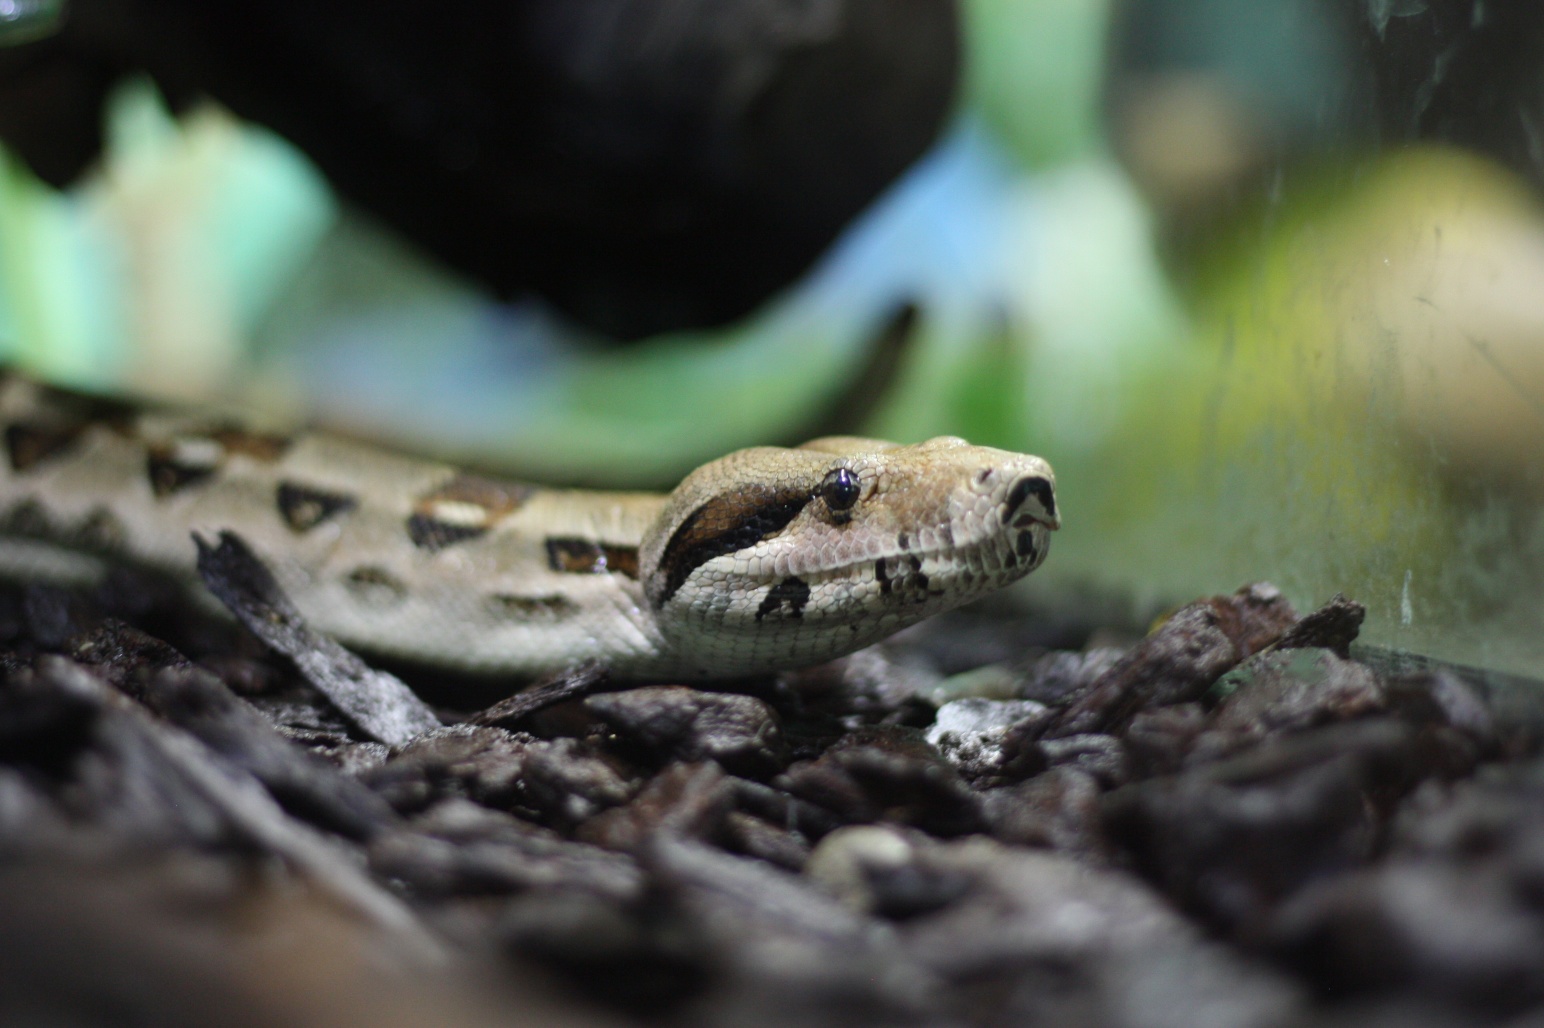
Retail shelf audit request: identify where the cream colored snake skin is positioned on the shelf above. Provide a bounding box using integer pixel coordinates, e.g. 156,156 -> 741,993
0,373 -> 1059,679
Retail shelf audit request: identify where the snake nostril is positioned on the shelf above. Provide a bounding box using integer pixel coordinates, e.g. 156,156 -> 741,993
1003,475 -> 1055,523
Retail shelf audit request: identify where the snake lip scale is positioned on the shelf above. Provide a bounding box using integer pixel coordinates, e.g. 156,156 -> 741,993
0,374 -> 1059,680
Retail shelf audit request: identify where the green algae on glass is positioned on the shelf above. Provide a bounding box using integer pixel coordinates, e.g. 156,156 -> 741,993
964,0 -> 1110,168
1020,146 -> 1544,682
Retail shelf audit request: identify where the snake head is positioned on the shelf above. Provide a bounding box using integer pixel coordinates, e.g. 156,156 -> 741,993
639,435 -> 1058,677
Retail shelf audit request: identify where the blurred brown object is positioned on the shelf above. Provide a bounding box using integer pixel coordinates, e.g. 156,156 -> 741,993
0,855 -> 622,1028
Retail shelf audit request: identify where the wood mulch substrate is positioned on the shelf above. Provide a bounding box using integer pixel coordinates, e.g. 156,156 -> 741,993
1,562 -> 1542,1028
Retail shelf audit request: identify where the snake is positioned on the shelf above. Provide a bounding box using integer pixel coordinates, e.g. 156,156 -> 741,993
0,372 -> 1059,680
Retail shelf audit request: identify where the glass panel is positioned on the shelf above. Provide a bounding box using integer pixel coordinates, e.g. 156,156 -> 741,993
976,0 -> 1544,680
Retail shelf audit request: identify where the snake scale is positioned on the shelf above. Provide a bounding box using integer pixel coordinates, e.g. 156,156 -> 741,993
0,372 -> 1058,679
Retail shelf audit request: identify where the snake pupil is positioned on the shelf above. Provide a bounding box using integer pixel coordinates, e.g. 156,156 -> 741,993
820,468 -> 860,512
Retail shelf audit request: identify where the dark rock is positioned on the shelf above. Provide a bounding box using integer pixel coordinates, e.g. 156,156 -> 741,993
325,741 -> 391,775
486,732 -> 638,827
1205,581 -> 1302,656
0,660 -> 235,849
1124,703 -> 1206,777
0,768 -> 67,842
1046,602 -> 1242,739
1104,720 -> 1424,930
1274,593 -> 1366,658
577,762 -> 735,853
1096,943 -> 1306,1028
368,799 -> 642,900
1391,765 -> 1544,863
720,810 -> 813,871
779,726 -> 984,836
505,734 -> 642,828
71,626 -> 398,841
1267,863 -> 1544,1013
1190,648 -> 1386,765
67,617 -> 196,685
645,827 -> 901,950
196,653 -> 286,697
644,834 -> 915,1011
1279,1001 -> 1484,1028
644,832 -> 932,1028
20,584 -> 91,650
1402,672 -> 1496,747
727,777 -> 847,841
366,727 -> 636,827
366,725 -> 527,813
887,835 -> 1303,1027
1383,672 -> 1499,777
0,660 -> 434,944
0,660 -> 102,771
981,767 -> 1107,855
586,686 -> 784,777
0,856 -> 282,1028
1018,647 -> 1125,707
1039,733 -> 1130,789
1385,761 -> 1544,910
139,668 -> 398,840
1046,585 -> 1349,745
497,887 -> 710,1013
254,689 -> 357,746
0,568 -> 1534,1025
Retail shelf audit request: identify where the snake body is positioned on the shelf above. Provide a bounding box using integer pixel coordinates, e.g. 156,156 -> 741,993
0,374 -> 1058,679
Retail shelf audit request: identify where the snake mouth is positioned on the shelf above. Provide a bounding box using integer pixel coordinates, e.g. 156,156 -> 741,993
822,520 -> 1052,593
798,504 -> 1055,585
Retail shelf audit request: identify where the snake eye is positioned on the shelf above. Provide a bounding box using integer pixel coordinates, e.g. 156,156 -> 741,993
818,468 -> 861,513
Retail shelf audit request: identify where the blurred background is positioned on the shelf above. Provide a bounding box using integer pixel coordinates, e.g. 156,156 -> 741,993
0,0 -> 1541,678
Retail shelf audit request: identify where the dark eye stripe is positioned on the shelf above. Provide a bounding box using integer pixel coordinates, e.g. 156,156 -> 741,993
653,484 -> 811,606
